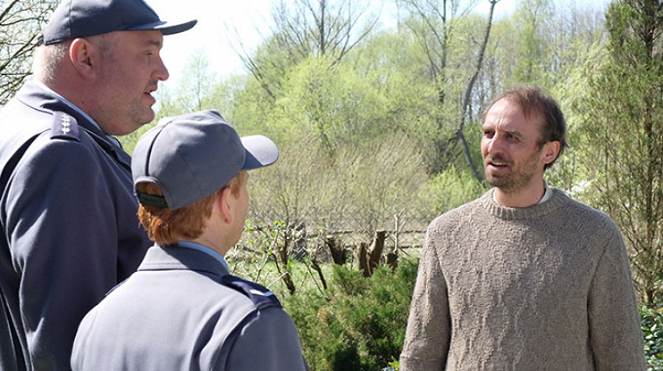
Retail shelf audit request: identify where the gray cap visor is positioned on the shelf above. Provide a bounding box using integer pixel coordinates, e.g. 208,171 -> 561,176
242,135 -> 279,170
127,19 -> 197,35
135,135 -> 278,210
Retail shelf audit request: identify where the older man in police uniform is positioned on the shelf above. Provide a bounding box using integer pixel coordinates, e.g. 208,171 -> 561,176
72,110 -> 309,371
0,0 -> 195,369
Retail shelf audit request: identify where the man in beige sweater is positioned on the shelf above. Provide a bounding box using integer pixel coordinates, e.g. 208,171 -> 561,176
400,85 -> 646,370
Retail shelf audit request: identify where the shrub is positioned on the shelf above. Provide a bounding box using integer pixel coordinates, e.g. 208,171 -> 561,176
282,257 -> 419,371
281,257 -> 657,371
642,304 -> 663,370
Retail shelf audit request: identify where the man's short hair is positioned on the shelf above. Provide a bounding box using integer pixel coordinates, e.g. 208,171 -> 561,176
137,171 -> 247,245
482,85 -> 568,170
33,33 -> 114,84
32,41 -> 70,83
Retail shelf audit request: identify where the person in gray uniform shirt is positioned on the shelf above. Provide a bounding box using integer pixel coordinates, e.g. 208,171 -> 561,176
71,109 -> 309,371
0,0 -> 196,370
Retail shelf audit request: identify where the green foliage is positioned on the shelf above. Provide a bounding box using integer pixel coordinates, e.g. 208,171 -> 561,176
571,0 -> 663,304
229,218 -> 322,298
229,75 -> 279,137
394,3 -> 495,174
343,29 -> 445,173
417,164 -> 485,215
246,130 -> 430,235
282,258 -> 419,371
275,56 -> 393,152
641,304 -> 663,370
510,0 -> 554,85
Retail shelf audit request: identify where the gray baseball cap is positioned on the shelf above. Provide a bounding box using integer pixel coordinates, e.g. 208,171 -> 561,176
41,0 -> 197,45
132,110 -> 279,210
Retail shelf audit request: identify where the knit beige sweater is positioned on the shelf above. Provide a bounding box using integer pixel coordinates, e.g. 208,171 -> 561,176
400,188 -> 646,371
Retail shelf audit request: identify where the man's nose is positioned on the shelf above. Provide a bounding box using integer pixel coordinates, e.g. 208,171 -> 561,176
487,135 -> 504,154
153,56 -> 170,82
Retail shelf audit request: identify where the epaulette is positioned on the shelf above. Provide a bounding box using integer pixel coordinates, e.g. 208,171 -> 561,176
222,275 -> 282,309
51,112 -> 81,141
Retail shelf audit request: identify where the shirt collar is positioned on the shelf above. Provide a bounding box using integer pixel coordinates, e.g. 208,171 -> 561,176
34,80 -> 123,149
492,182 -> 553,206
176,241 -> 230,272
538,182 -> 554,204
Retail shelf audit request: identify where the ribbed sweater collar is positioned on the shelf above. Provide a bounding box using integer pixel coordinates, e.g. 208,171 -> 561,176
479,187 -> 569,220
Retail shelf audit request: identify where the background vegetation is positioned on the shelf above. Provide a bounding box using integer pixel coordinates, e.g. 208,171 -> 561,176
2,0 -> 663,369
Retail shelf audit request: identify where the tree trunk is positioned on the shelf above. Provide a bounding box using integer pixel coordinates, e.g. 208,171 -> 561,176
456,0 -> 498,185
326,236 -> 346,265
368,230 -> 386,274
356,242 -> 370,277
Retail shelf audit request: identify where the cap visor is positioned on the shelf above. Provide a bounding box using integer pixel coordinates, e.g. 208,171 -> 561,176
129,19 -> 197,35
241,135 -> 279,170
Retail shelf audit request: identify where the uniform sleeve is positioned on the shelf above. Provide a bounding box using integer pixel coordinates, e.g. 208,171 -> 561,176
224,306 -> 308,371
399,228 -> 450,371
4,138 -> 126,370
587,226 -> 647,371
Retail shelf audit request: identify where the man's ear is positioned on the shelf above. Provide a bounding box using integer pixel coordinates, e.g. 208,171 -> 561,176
217,187 -> 233,224
542,140 -> 561,165
69,38 -> 96,79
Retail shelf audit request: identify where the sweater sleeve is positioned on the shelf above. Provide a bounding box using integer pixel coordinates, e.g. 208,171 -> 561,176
400,227 -> 450,371
587,226 -> 646,371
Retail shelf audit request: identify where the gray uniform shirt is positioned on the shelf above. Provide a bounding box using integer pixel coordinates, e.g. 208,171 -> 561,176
71,244 -> 309,371
0,80 -> 150,371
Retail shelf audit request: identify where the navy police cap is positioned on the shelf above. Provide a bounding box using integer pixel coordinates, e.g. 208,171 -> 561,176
132,110 -> 279,210
42,0 -> 197,45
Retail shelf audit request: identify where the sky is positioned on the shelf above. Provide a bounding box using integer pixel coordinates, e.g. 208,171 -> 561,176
149,0 -> 279,88
148,0 -> 613,89
148,0 -> 523,88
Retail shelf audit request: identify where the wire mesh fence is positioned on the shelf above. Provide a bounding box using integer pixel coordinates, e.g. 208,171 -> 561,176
233,203 -> 435,267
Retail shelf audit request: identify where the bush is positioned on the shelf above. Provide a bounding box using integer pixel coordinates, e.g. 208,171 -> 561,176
280,257 -> 656,371
642,305 -> 663,370
282,257 -> 419,371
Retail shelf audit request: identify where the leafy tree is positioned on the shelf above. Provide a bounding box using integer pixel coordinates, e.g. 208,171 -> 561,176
166,51 -> 229,113
544,6 -> 608,193
340,29 -> 443,169
147,51 -> 236,121
247,129 -> 430,238
275,56 -> 393,152
575,0 -> 663,304
395,0 -> 497,178
0,0 -> 55,105
230,0 -> 380,99
510,0 -> 553,84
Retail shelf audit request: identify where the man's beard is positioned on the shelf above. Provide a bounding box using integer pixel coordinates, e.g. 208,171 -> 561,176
484,152 -> 541,195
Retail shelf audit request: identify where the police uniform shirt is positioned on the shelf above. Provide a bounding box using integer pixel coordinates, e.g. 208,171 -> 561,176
0,80 -> 151,370
33,80 -> 124,150
71,243 -> 309,371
